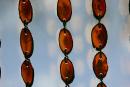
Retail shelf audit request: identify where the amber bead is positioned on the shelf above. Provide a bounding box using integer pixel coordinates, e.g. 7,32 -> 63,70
21,60 -> 34,86
20,28 -> 33,59
97,82 -> 107,87
57,0 -> 72,22
93,52 -> 108,80
91,23 -> 107,51
92,0 -> 106,20
60,58 -> 75,85
59,28 -> 73,55
18,0 -> 33,24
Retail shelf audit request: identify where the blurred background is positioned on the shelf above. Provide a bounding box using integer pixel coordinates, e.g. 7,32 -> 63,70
0,0 -> 130,87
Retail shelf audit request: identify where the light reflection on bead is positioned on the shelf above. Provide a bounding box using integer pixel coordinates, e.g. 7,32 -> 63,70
60,58 -> 75,85
93,52 -> 108,80
21,60 -> 34,86
57,0 -> 72,22
91,23 -> 107,51
19,0 -> 33,24
20,28 -> 34,59
59,28 -> 73,55
92,0 -> 106,20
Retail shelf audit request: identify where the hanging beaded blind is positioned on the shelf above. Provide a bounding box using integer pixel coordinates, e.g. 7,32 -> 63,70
18,0 -> 34,87
57,0 -> 75,87
91,0 -> 109,86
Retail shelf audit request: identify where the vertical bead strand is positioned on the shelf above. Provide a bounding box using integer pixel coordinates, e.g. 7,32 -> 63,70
18,0 -> 34,87
91,0 -> 109,86
57,0 -> 75,87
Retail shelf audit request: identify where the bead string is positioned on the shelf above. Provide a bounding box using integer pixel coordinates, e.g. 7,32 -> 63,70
91,0 -> 109,87
18,0 -> 34,87
57,0 -> 75,87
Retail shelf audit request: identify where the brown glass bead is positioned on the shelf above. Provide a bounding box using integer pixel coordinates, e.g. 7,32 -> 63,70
97,82 -> 107,87
91,23 -> 107,51
18,0 -> 33,24
57,0 -> 72,22
92,0 -> 106,20
93,52 -> 108,80
21,60 -> 34,86
59,28 -> 73,55
60,58 -> 75,85
20,28 -> 33,59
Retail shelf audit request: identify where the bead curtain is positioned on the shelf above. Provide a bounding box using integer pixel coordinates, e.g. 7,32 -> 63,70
0,0 -> 130,87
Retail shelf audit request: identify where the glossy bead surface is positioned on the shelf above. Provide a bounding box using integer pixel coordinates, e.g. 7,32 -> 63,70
57,0 -> 72,22
60,58 -> 74,85
93,52 -> 108,79
20,28 -> 33,59
92,0 -> 106,20
19,0 -> 33,24
21,60 -> 34,86
97,82 -> 107,87
59,28 -> 73,55
91,23 -> 107,51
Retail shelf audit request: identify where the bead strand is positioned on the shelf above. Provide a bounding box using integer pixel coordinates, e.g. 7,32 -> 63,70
57,0 -> 75,87
91,0 -> 109,86
18,0 -> 34,87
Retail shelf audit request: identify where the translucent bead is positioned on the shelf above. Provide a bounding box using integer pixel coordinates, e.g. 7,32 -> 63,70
91,23 -> 107,51
18,0 -> 33,24
57,0 -> 72,22
97,82 -> 107,87
60,58 -> 75,85
59,28 -> 73,55
93,52 -> 108,80
20,28 -> 33,59
21,60 -> 34,86
92,0 -> 106,20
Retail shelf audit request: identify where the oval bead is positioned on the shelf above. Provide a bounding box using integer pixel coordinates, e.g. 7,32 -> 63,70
91,23 -> 107,51
93,52 -> 108,80
57,0 -> 72,22
20,28 -> 34,59
97,82 -> 107,87
60,58 -> 75,85
21,60 -> 34,86
92,0 -> 106,20
59,28 -> 73,55
18,0 -> 33,24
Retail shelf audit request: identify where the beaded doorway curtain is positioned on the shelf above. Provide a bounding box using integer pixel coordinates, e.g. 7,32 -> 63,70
0,0 -> 130,87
